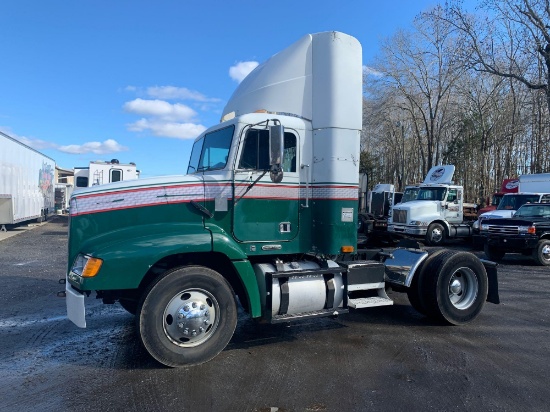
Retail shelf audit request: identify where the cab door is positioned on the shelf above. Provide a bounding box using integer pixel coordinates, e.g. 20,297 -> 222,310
444,187 -> 462,223
232,127 -> 300,242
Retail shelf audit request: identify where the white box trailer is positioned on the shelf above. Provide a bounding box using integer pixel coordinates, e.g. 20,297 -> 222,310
0,131 -> 56,230
74,159 -> 139,188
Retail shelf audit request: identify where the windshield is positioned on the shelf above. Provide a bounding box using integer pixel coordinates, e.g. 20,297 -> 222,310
491,194 -> 503,206
417,187 -> 447,201
401,187 -> 419,203
497,194 -> 540,211
187,125 -> 235,173
514,204 -> 550,218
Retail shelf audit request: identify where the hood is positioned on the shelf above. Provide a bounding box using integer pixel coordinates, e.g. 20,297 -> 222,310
479,210 -> 515,220
70,174 -> 205,217
394,200 -> 439,216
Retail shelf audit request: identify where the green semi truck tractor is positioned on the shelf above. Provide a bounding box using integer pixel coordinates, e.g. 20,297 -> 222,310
65,32 -> 499,367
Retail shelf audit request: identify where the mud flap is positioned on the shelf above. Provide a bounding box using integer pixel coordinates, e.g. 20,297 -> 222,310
481,259 -> 500,304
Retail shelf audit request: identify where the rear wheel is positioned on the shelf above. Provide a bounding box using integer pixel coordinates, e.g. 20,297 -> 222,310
484,244 -> 505,261
420,250 -> 488,325
425,223 -> 446,246
407,249 -> 447,315
533,239 -> 550,266
138,266 -> 237,367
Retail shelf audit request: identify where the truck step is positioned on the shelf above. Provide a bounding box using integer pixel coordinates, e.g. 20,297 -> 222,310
348,296 -> 393,309
271,308 -> 349,324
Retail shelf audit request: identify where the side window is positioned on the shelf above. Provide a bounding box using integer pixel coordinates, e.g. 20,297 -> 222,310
76,176 -> 88,187
541,194 -> 550,203
110,169 -> 122,183
239,129 -> 297,172
447,189 -> 457,202
282,133 -> 297,173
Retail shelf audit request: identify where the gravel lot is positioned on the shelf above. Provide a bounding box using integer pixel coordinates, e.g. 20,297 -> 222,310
0,216 -> 548,412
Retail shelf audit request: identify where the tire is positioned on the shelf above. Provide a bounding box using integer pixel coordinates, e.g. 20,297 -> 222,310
137,266 -> 237,367
421,250 -> 488,325
484,244 -> 505,261
406,249 -> 447,315
425,223 -> 446,246
119,299 -> 138,315
532,239 -> 550,266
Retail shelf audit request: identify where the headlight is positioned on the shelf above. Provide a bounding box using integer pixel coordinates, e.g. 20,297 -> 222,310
71,254 -> 103,278
409,221 -> 423,226
518,226 -> 536,234
473,220 -> 480,230
480,224 -> 489,231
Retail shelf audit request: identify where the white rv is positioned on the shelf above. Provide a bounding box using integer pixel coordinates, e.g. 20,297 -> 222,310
74,159 -> 139,188
0,131 -> 56,230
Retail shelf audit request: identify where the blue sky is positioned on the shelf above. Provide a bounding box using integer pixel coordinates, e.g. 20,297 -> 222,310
1,0 -> 461,177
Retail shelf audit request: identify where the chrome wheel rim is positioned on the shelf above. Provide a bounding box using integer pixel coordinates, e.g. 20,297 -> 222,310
431,227 -> 443,243
163,288 -> 220,347
448,267 -> 478,310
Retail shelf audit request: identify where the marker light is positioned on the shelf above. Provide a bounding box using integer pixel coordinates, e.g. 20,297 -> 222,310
341,246 -> 355,253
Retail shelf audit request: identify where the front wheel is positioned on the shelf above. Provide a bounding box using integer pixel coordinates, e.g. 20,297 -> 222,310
138,266 -> 237,367
420,250 -> 488,325
425,223 -> 446,246
533,239 -> 550,266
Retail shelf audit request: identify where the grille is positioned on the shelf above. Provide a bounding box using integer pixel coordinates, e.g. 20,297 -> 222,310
393,209 -> 407,224
487,225 -> 519,235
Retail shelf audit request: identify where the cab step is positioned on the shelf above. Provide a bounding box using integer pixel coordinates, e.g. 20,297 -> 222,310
348,296 -> 393,309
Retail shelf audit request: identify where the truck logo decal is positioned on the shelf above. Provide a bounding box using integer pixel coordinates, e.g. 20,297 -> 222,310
69,182 -> 358,216
430,167 -> 446,182
505,180 -> 519,190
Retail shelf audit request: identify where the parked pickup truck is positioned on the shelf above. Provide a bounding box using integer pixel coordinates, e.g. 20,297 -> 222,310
479,203 -> 550,265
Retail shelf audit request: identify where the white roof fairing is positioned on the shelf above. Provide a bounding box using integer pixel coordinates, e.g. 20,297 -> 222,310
222,31 -> 362,132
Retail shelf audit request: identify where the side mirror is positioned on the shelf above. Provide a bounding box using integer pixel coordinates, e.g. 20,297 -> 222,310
269,124 -> 284,183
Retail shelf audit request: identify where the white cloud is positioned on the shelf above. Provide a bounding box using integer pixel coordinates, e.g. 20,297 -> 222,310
0,127 -> 57,150
127,118 -> 206,139
363,65 -> 383,77
229,61 -> 259,83
58,139 -> 128,155
123,99 -> 197,122
146,86 -> 220,102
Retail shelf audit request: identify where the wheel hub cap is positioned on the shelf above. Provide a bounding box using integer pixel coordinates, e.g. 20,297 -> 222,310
163,289 -> 219,347
448,268 -> 479,310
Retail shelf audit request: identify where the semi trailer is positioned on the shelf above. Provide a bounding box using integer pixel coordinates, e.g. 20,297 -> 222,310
64,32 -> 499,367
0,131 -> 55,231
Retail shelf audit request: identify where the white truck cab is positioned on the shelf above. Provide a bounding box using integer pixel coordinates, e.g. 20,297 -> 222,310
388,165 -> 474,245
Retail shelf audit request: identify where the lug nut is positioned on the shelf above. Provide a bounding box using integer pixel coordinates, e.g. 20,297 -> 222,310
192,302 -> 197,308
191,330 -> 197,336
183,306 -> 190,312
200,304 -> 205,310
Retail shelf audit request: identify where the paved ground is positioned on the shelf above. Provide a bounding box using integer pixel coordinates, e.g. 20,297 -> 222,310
0,216 -> 548,411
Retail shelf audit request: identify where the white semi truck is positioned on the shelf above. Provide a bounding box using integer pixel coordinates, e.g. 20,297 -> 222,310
388,165 -> 478,245
64,32 -> 499,367
0,131 -> 55,231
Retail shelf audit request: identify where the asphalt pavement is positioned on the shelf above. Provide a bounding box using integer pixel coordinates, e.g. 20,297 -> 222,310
0,216 -> 549,412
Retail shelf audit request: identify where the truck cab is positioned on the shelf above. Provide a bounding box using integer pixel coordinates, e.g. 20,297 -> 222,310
388,165 -> 474,245
64,32 -> 499,368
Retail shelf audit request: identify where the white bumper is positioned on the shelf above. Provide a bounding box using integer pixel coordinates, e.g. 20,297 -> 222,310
66,281 -> 86,328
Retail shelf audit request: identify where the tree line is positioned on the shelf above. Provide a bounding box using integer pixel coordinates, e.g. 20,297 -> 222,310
361,0 -> 550,206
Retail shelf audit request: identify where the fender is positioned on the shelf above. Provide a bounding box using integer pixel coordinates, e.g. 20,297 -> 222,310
207,223 -> 262,317
72,223 -> 212,290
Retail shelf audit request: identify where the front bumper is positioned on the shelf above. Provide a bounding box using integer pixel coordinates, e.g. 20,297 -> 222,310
388,224 -> 427,237
66,281 -> 86,328
481,234 -> 539,251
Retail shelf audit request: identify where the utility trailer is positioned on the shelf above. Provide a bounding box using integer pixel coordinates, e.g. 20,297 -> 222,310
64,32 -> 499,367
0,131 -> 55,231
